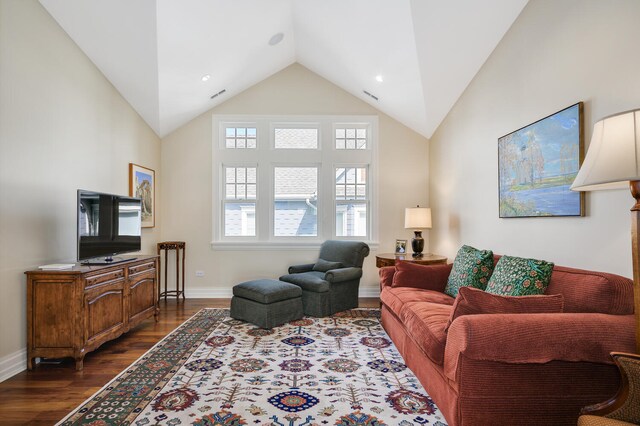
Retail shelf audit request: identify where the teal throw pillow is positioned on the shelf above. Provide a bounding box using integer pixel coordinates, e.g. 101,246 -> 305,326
444,245 -> 494,297
486,255 -> 554,296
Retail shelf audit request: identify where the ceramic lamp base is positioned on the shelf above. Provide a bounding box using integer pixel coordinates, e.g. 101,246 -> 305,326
411,230 -> 424,257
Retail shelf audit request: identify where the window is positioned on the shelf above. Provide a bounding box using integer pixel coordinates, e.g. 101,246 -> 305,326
335,126 -> 367,149
274,167 -> 318,236
225,127 -> 256,149
274,127 -> 318,149
223,166 -> 257,236
335,167 -> 368,237
212,115 -> 378,247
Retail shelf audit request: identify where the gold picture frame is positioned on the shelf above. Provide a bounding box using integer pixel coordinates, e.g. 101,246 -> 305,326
395,239 -> 407,254
129,163 -> 155,228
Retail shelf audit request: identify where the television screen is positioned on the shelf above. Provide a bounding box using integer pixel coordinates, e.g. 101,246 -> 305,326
78,190 -> 142,263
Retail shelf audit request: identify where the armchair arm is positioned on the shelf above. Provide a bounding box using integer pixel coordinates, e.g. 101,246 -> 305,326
325,267 -> 362,283
288,263 -> 315,274
444,313 -> 636,382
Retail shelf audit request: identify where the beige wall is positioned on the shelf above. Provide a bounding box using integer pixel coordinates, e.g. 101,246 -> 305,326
0,0 -> 161,364
161,63 -> 428,295
429,0 -> 640,277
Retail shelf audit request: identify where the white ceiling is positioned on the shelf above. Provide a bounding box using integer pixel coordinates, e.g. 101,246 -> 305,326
39,0 -> 528,138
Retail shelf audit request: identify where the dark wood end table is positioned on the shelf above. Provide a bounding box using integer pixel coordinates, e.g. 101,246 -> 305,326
375,252 -> 447,268
157,241 -> 186,301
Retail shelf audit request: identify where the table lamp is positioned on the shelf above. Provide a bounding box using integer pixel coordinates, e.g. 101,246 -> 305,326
404,206 -> 432,257
570,108 -> 640,352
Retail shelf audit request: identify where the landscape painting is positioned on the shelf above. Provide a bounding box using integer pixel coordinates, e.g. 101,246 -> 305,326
498,102 -> 584,218
129,163 -> 155,227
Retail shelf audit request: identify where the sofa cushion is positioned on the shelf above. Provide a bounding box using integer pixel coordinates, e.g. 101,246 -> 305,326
446,286 -> 564,331
392,261 -> 452,291
399,301 -> 452,365
381,286 -> 455,316
312,259 -> 343,272
445,245 -> 494,297
486,255 -> 554,296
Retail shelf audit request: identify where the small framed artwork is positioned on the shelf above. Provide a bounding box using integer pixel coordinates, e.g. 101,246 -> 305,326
498,102 -> 584,218
395,239 -> 407,254
129,163 -> 155,228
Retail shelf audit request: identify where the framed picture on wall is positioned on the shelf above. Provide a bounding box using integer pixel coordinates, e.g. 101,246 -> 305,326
498,102 -> 584,218
395,239 -> 407,254
129,163 -> 155,228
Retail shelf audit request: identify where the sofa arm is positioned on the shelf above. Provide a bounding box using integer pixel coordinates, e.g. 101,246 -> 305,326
379,266 -> 395,290
288,263 -> 315,274
444,313 -> 636,382
325,267 -> 362,283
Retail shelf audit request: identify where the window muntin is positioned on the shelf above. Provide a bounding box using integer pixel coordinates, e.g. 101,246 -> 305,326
274,167 -> 318,236
335,167 -> 368,237
223,166 -> 257,236
225,167 -> 257,200
335,127 -> 367,149
335,167 -> 367,200
225,127 -> 257,149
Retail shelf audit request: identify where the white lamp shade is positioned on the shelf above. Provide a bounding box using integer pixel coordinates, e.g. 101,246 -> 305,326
571,109 -> 640,191
405,207 -> 432,229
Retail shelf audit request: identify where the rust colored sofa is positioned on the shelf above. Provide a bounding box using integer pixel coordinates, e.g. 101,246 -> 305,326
379,260 -> 636,426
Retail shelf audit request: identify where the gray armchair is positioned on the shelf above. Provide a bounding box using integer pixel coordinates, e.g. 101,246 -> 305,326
279,240 -> 370,317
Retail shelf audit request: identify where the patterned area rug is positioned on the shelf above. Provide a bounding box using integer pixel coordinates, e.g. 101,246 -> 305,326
59,308 -> 447,426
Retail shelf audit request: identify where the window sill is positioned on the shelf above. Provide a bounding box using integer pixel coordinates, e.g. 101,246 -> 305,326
211,241 -> 380,251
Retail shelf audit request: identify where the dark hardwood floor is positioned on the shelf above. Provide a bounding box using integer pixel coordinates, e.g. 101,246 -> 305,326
0,298 -> 380,425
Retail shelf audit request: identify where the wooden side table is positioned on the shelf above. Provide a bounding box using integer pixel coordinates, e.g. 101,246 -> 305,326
375,253 -> 447,268
157,241 -> 186,301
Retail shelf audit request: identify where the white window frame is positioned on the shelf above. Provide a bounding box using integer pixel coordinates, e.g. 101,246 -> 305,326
211,115 -> 379,250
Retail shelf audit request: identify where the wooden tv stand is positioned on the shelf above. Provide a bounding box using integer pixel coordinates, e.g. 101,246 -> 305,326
25,255 -> 159,371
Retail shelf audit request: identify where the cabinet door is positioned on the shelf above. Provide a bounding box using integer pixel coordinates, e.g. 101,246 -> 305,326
31,278 -> 77,349
129,270 -> 156,327
84,280 -> 126,346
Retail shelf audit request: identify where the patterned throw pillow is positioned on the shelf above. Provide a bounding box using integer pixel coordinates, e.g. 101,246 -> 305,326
486,255 -> 554,296
444,245 -> 494,298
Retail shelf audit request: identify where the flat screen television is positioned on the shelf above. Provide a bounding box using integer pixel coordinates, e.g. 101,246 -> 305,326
77,189 -> 142,264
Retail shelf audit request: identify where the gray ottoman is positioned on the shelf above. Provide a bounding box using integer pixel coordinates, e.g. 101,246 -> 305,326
230,279 -> 303,328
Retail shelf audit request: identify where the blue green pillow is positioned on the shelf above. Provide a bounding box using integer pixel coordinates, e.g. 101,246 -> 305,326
485,255 -> 554,296
444,245 -> 494,297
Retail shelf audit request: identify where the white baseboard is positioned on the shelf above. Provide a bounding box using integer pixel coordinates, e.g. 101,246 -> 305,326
0,348 -> 26,383
185,287 -> 380,299
185,288 -> 233,298
358,287 -> 381,298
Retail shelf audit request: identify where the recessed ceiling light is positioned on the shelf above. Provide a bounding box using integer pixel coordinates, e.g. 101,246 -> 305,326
201,74 -> 211,82
268,32 -> 284,46
375,75 -> 383,83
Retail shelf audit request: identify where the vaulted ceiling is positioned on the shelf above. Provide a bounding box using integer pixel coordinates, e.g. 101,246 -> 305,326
39,0 -> 528,138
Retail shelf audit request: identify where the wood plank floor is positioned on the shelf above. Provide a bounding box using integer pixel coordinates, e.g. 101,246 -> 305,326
0,298 -> 380,425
